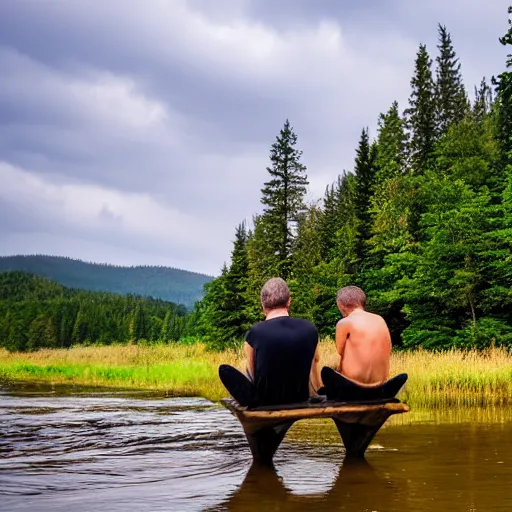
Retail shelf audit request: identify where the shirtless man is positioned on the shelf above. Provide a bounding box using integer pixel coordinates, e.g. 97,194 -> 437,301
334,286 -> 391,386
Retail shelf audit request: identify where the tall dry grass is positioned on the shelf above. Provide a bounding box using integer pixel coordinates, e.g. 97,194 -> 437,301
1,341 -> 512,408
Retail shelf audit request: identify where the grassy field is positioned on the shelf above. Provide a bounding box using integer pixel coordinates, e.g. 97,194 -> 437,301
1,342 -> 512,408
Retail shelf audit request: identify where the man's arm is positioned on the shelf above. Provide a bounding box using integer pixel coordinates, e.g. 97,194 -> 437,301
244,342 -> 255,380
335,319 -> 350,373
309,346 -> 322,394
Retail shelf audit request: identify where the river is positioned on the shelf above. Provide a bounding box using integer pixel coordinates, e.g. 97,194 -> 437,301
1,387 -> 512,511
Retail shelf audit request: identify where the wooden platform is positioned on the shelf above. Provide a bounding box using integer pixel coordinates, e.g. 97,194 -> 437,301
221,398 -> 409,465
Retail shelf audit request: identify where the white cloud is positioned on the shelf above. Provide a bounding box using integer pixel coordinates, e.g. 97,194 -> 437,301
0,0 -> 509,275
0,48 -> 171,134
0,161 -> 227,273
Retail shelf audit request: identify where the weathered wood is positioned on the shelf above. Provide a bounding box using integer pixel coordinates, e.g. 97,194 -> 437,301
334,419 -> 387,457
242,421 -> 295,465
220,398 -> 409,464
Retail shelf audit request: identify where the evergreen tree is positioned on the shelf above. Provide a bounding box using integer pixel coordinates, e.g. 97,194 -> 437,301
473,77 -> 494,123
368,101 -> 412,260
435,116 -> 500,192
392,173 -> 504,348
130,303 -> 148,342
353,128 -> 379,259
193,264 -> 229,349
435,24 -> 468,134
494,7 -> 512,164
72,309 -> 88,345
218,222 -> 251,344
160,310 -> 173,341
332,172 -> 360,276
27,315 -> 56,351
260,119 -> 309,279
375,101 -> 408,183
289,203 -> 324,322
319,182 -> 339,260
406,44 -> 437,173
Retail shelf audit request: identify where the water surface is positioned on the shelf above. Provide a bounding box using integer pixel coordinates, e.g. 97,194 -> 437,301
1,387 -> 512,511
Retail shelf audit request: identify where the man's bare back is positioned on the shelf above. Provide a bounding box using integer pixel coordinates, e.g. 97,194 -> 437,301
334,287 -> 391,386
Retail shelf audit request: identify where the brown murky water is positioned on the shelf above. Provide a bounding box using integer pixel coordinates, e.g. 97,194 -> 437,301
1,387 -> 512,511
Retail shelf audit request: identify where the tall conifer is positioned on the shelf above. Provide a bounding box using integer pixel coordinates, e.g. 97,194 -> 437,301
494,6 -> 512,163
260,119 -> 309,279
375,101 -> 408,183
435,24 -> 468,134
406,44 -> 437,173
353,128 -> 379,258
220,222 -> 250,342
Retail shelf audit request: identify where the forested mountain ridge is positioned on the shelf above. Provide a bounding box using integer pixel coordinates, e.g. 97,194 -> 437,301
0,271 -> 190,351
0,255 -> 213,308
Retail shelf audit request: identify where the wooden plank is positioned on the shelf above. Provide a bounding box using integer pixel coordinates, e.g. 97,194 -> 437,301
220,397 -> 410,463
221,398 -> 409,422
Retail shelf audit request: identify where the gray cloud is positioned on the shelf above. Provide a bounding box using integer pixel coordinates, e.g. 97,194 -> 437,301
0,0 -> 509,275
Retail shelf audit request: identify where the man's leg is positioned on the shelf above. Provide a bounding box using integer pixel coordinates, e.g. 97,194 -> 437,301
219,365 -> 258,407
320,367 -> 408,402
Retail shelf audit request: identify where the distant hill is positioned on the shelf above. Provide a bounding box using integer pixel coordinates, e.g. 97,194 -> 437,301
0,255 -> 213,309
0,271 -> 188,351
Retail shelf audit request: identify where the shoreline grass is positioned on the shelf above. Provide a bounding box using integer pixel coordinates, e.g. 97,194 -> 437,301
1,342 -> 512,409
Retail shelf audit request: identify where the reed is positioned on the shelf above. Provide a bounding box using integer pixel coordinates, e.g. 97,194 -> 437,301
1,342 -> 512,408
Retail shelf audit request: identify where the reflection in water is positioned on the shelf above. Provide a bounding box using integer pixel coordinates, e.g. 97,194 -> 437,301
214,458 -> 403,511
1,387 -> 512,511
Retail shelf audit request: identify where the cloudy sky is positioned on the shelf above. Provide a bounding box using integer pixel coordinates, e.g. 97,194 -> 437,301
0,0 -> 509,276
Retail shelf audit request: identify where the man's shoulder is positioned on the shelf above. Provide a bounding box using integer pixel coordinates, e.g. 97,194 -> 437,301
336,317 -> 350,329
289,316 -> 317,330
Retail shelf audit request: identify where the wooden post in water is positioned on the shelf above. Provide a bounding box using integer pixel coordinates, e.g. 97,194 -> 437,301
221,399 -> 409,465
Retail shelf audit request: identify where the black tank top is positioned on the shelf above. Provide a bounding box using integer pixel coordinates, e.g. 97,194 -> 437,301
245,316 -> 318,405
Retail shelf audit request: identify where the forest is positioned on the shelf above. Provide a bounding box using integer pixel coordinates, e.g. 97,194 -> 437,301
0,272 -> 188,351
0,255 -> 213,308
194,16 -> 512,351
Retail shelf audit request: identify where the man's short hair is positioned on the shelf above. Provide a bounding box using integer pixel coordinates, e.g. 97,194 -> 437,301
336,286 -> 366,309
260,278 -> 290,310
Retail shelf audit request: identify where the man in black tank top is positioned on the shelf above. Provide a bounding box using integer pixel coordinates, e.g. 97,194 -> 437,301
219,278 -> 320,407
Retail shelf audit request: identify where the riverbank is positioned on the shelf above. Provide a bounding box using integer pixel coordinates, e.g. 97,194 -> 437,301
1,343 -> 512,408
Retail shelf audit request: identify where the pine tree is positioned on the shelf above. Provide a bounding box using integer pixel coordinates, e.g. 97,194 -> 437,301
435,24 -> 468,134
473,77 -> 494,123
375,101 -> 408,183
72,309 -> 88,344
289,203 -> 324,322
435,116 -> 500,191
129,303 -> 147,342
193,264 -> 229,349
394,173 -> 502,348
367,101 -> 412,257
493,7 -> 512,164
260,119 -> 309,279
332,171 -> 360,275
218,222 -> 251,343
160,310 -> 172,342
353,128 -> 379,259
319,183 -> 338,260
406,44 -> 437,173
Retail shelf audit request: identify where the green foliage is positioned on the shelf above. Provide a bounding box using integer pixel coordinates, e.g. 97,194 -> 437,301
375,101 -> 408,183
0,272 -> 187,352
406,44 -> 437,173
193,224 -> 253,351
494,7 -> 512,163
0,255 -> 213,308
258,119 -> 309,280
435,24 -> 469,134
187,11 -> 512,352
353,128 -> 379,260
